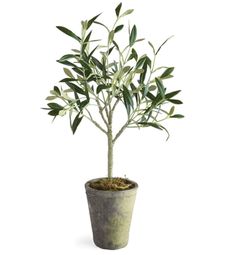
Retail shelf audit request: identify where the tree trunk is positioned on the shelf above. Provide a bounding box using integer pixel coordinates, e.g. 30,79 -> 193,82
107,128 -> 113,178
107,110 -> 113,178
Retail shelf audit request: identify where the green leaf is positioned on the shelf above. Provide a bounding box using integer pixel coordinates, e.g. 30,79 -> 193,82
129,25 -> 137,46
140,61 -> 148,84
114,25 -> 124,33
171,114 -> 184,118
148,41 -> 155,54
88,46 -> 99,59
123,86 -> 134,115
130,83 -> 140,105
138,122 -> 162,130
122,66 -> 131,74
161,74 -> 174,80
63,68 -> 74,78
64,89 -> 73,93
113,40 -> 120,50
93,21 -> 110,32
80,100 -> 89,108
45,96 -> 57,101
84,31 -> 92,43
87,13 -> 102,29
48,109 -> 60,116
149,85 -> 157,91
135,38 -> 145,43
48,103 -> 63,110
72,67 -> 84,76
108,30 -> 115,44
72,113 -> 83,134
54,86 -> 61,95
167,99 -> 183,104
80,59 -> 92,72
56,26 -> 81,42
91,57 -> 103,71
165,90 -> 181,99
155,35 -> 174,56
65,82 -> 85,95
120,9 -> 134,18
155,78 -> 165,98
169,106 -> 175,116
136,56 -> 146,69
128,48 -> 138,61
57,59 -> 77,68
60,78 -> 78,83
146,91 -> 155,101
59,54 -> 78,61
96,84 -> 111,94
115,2 -> 122,17
134,69 -> 144,73
160,67 -> 174,79
108,46 -> 115,55
82,31 -> 92,52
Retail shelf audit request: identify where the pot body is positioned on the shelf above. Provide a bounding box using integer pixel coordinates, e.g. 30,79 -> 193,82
85,178 -> 138,250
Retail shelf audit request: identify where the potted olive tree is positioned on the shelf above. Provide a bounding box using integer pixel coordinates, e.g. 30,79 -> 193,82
43,2 -> 183,250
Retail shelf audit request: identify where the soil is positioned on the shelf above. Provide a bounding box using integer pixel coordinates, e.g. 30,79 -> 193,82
89,178 -> 135,191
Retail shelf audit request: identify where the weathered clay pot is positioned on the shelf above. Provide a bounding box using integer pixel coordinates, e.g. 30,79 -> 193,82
85,178 -> 138,250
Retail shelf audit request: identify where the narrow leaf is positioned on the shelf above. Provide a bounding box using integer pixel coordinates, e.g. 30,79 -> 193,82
56,26 -> 81,42
108,30 -> 115,44
60,78 -> 78,83
167,99 -> 183,104
65,82 -> 85,95
59,54 -> 78,61
96,84 -> 111,94
45,96 -> 57,101
148,41 -> 155,54
114,25 -> 124,33
138,122 -> 162,130
48,103 -> 63,110
123,86 -> 134,115
155,35 -> 174,56
88,46 -> 99,59
72,114 -> 83,134
169,106 -> 175,116
63,68 -> 74,78
136,57 -> 146,69
48,109 -> 60,116
165,90 -> 181,99
87,13 -> 102,29
72,67 -> 84,76
54,86 -> 61,95
149,85 -> 157,91
120,9 -> 134,18
129,25 -> 137,46
155,78 -> 165,98
115,3 -> 122,17
171,114 -> 184,118
91,57 -> 103,71
160,67 -> 174,79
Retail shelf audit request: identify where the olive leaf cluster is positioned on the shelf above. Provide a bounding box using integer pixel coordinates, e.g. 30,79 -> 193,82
44,2 -> 184,141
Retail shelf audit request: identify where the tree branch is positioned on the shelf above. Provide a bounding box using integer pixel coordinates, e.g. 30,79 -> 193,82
113,120 -> 130,143
84,109 -> 107,135
95,98 -> 109,127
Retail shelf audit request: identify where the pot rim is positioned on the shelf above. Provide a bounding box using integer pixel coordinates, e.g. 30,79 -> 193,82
85,177 -> 138,197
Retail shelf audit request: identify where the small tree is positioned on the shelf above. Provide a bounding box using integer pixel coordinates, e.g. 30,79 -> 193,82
43,3 -> 184,178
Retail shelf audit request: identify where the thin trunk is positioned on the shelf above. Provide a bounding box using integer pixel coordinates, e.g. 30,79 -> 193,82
107,111 -> 113,178
107,128 -> 113,178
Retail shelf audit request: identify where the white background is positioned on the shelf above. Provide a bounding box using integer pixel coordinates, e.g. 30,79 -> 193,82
0,0 -> 235,254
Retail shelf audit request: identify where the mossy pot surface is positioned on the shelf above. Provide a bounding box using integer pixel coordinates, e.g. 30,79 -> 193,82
85,178 -> 138,250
